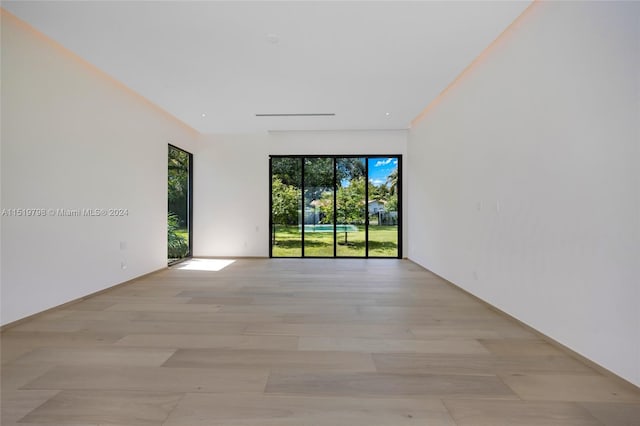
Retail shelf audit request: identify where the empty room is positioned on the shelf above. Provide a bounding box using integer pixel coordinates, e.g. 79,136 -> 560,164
1,1 -> 639,425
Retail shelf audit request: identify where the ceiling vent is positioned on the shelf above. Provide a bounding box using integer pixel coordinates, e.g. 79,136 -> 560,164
255,113 -> 335,117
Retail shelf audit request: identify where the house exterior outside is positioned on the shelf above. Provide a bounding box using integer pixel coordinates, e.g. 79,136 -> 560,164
368,200 -> 386,215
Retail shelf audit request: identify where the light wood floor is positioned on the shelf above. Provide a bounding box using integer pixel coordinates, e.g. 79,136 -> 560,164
2,258 -> 639,425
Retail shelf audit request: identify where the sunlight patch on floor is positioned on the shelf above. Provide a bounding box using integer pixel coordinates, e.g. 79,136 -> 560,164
172,258 -> 235,272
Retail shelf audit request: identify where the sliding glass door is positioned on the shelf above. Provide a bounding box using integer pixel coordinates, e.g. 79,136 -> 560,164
270,155 -> 401,258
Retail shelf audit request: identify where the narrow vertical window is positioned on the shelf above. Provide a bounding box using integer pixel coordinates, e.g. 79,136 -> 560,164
168,144 -> 193,264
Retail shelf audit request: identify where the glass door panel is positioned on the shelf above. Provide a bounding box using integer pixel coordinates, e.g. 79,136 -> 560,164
303,157 -> 334,257
367,157 -> 399,257
271,157 -> 303,257
336,158 -> 366,257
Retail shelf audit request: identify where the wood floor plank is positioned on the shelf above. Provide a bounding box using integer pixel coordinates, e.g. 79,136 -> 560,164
61,309 -> 285,323
265,370 -> 518,399
187,296 -> 254,305
1,331 -> 124,367
1,364 -> 55,391
244,323 -> 414,338
23,365 -> 270,393
163,393 -> 456,426
284,312 -> 422,325
443,399 -> 603,426
411,323 -> 536,339
373,295 -> 479,307
18,390 -> 183,426
64,300 -> 118,311
94,295 -> 193,304
1,342 -> 37,365
409,326 -> 503,339
298,336 -> 490,354
373,353 -> 596,376
163,348 -> 376,371
578,402 -> 640,426
8,319 -> 88,333
114,334 -> 298,350
249,296 -> 379,306
359,305 -> 502,320
219,304 -> 359,314
31,319 -> 247,335
106,287 -> 183,297
105,303 -> 222,313
0,330 -> 124,348
11,347 -> 176,367
479,339 -> 566,356
0,390 -> 60,425
499,373 -> 640,402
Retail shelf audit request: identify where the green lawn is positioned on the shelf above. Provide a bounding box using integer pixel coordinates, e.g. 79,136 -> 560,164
272,225 -> 398,257
176,229 -> 189,243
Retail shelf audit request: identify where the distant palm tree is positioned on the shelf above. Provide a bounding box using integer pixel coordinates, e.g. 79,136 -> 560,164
386,169 -> 399,195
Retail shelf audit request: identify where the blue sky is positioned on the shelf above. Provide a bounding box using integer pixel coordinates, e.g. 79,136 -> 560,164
368,157 -> 398,187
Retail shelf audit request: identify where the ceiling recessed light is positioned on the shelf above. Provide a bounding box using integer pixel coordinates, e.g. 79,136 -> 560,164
385,112 -> 391,118
201,113 -> 206,117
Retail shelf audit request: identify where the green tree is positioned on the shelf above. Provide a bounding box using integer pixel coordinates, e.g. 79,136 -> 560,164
368,180 -> 389,201
272,177 -> 300,225
337,158 -> 365,186
386,168 -> 399,212
168,147 -> 188,202
387,168 -> 399,196
320,177 -> 366,244
387,193 -> 398,212
273,157 -> 365,189
304,158 -> 333,202
272,157 -> 301,187
168,213 -> 188,259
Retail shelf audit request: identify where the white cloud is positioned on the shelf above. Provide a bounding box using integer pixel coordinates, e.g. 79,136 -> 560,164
374,158 -> 393,167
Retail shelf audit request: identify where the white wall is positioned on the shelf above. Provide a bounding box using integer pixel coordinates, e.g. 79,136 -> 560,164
408,1 -> 639,386
1,11 -> 198,325
194,130 -> 407,257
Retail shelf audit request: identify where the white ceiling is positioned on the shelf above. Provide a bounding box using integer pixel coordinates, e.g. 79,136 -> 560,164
3,1 -> 531,133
